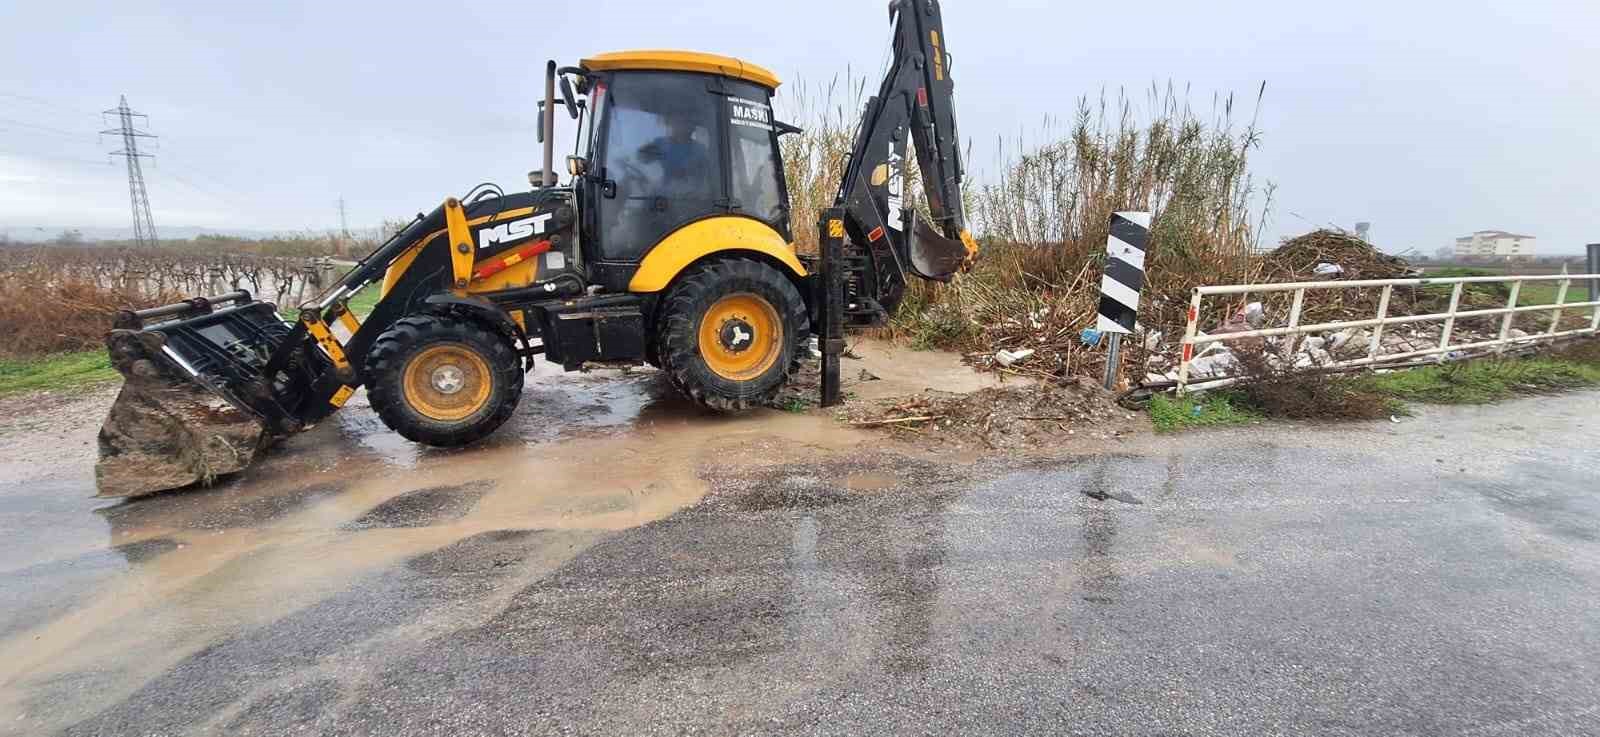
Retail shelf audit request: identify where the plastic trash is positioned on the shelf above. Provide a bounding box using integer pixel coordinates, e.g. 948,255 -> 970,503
995,348 -> 1035,367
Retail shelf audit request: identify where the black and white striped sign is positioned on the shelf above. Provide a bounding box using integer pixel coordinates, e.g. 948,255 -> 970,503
1095,211 -> 1152,334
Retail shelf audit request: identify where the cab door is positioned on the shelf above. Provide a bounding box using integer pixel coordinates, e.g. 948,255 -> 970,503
593,71 -> 725,264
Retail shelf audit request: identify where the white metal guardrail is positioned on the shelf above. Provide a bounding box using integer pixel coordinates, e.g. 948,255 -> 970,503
1177,273 -> 1600,394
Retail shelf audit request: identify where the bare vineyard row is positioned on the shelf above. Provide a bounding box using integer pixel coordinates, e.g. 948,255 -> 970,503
0,246 -> 345,308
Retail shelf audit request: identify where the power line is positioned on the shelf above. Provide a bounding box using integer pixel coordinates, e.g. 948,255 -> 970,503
0,91 -> 102,120
0,116 -> 94,141
150,167 -> 252,211
157,154 -> 256,206
0,148 -> 113,168
102,95 -> 159,247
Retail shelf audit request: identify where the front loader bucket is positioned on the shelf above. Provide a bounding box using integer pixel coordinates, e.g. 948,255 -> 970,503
95,291 -> 322,497
905,212 -> 976,281
96,362 -> 272,497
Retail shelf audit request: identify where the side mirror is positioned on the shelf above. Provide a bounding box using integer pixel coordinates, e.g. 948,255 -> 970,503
559,76 -> 580,120
536,100 -> 546,143
566,156 -> 588,177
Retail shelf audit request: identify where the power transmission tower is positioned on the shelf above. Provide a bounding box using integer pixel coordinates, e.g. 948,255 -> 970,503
102,95 -> 158,247
338,196 -> 351,237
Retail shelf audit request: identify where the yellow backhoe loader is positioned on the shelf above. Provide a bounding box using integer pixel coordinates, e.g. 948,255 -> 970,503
97,0 -> 977,496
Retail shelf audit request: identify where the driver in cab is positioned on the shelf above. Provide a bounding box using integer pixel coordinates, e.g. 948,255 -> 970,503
637,117 -> 712,186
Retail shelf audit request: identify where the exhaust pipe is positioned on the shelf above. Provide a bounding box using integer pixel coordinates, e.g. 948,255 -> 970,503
542,61 -> 557,187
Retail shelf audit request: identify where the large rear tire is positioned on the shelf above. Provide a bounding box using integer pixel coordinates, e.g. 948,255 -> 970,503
365,315 -> 523,446
656,258 -> 809,411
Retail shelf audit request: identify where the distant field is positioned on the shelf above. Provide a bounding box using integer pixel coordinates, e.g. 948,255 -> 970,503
1419,267 -> 1598,308
1418,262 -> 1588,276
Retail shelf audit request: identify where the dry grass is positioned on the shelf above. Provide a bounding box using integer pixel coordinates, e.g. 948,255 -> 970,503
778,71 -> 936,255
0,245 -> 343,357
1226,345 -> 1394,421
778,75 -> 865,255
0,276 -> 168,357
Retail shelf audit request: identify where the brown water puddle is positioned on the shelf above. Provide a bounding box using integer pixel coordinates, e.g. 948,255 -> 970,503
0,340 -> 1002,729
0,361 -> 912,727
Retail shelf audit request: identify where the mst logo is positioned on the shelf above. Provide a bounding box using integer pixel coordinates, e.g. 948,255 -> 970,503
477,213 -> 553,250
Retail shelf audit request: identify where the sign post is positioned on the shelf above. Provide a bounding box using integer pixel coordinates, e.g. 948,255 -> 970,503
1096,212 -> 1153,390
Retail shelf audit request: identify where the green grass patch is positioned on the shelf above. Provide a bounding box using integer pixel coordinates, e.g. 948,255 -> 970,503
1359,357 -> 1600,404
1421,267 -> 1584,307
0,350 -> 119,395
346,287 -> 382,318
1149,392 -> 1259,433
277,285 -> 382,321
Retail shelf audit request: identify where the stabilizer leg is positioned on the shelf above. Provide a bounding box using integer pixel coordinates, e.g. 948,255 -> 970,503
818,208 -> 847,408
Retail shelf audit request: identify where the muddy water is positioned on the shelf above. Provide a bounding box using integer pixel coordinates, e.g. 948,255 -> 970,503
0,340 -> 975,732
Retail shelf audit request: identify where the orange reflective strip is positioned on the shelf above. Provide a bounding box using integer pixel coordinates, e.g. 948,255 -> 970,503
474,240 -> 552,280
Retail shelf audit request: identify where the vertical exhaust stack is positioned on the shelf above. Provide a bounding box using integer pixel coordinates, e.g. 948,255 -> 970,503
542,61 -> 557,187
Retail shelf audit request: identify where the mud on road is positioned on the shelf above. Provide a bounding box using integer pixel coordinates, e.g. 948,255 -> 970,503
0,340 -> 1139,733
10,342 -> 1595,735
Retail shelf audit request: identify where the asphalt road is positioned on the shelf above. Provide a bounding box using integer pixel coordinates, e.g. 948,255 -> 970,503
3,391 -> 1598,736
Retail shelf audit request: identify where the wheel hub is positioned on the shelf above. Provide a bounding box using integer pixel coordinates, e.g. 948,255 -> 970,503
430,365 -> 465,394
697,292 -> 783,383
717,318 -> 756,354
401,343 -> 493,422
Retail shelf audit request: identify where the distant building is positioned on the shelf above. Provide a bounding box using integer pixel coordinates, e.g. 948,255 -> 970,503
1454,230 -> 1536,259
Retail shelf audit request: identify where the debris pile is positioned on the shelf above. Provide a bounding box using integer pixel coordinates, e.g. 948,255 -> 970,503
845,377 -> 1139,449
1262,229 -> 1413,282
1142,230 -> 1446,383
1254,229 -> 1425,327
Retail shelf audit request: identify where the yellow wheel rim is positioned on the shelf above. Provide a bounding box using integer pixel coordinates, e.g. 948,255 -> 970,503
401,343 -> 493,421
697,293 -> 782,382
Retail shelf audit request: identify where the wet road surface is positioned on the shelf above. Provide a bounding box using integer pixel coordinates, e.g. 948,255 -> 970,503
2,374 -> 1598,735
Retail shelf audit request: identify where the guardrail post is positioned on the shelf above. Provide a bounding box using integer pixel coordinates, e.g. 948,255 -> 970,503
1367,284 -> 1392,360
1280,288 -> 1305,361
1588,244 -> 1599,304
1496,279 -> 1522,354
1437,282 -> 1463,362
1547,274 -> 1571,335
1177,289 -> 1202,395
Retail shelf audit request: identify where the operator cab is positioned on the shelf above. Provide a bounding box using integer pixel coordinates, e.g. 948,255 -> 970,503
539,51 -> 797,292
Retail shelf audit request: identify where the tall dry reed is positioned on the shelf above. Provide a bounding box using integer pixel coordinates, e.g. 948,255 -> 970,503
895,83 -> 1274,379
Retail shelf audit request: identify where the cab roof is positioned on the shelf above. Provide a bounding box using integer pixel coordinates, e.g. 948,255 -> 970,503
580,50 -> 781,90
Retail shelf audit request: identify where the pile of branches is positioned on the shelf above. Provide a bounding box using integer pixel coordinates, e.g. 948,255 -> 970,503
1251,229 -> 1421,326
1262,229 -> 1411,282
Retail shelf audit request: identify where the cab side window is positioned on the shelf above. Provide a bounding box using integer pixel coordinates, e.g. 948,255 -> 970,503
596,72 -> 723,261
725,82 -> 786,233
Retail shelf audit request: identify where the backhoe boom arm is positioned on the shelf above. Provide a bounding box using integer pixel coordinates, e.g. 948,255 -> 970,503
833,0 -> 975,317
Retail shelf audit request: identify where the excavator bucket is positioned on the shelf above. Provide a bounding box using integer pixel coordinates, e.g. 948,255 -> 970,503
95,291 -> 318,497
905,212 -> 976,281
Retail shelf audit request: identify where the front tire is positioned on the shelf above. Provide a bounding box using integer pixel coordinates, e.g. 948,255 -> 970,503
657,258 -> 809,411
364,315 -> 523,446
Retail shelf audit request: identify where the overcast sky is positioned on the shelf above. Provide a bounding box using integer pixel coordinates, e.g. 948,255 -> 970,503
2,0 -> 1596,254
